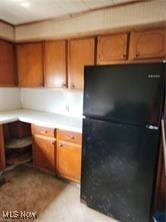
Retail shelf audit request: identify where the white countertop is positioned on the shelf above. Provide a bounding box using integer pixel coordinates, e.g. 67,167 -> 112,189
0,109 -> 83,133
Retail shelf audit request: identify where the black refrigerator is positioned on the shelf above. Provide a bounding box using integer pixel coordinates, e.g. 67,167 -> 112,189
81,63 -> 165,222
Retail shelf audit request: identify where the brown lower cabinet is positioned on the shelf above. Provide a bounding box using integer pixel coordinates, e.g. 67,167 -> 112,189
32,124 -> 56,172
56,129 -> 82,182
32,125 -> 82,182
0,125 -> 5,171
56,141 -> 81,183
32,134 -> 56,172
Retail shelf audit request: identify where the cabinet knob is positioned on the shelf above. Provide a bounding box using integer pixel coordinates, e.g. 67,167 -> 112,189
136,53 -> 140,57
123,54 -> 126,58
71,84 -> 75,89
41,130 -> 47,134
60,143 -> 63,148
62,83 -> 66,88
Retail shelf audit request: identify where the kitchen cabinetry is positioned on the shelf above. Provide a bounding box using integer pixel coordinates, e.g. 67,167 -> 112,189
0,40 -> 17,86
154,141 -> 166,212
68,38 -> 95,90
32,125 -> 56,172
17,42 -> 44,87
97,33 -> 128,64
56,129 -> 82,182
5,121 -> 31,139
129,28 -> 166,60
44,40 -> 67,88
0,125 -> 5,171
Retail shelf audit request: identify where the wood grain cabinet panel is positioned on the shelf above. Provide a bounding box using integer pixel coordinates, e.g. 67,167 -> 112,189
129,28 -> 166,60
68,38 -> 95,90
97,33 -> 128,64
56,141 -> 81,182
32,124 -> 55,138
33,134 -> 56,172
0,40 -> 17,86
57,129 -> 82,144
44,40 -> 67,88
0,125 -> 5,171
17,43 -> 44,87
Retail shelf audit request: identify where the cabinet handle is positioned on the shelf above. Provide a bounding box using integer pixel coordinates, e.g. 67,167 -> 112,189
62,83 -> 66,88
60,143 -> 64,148
161,119 -> 166,176
71,84 -> 75,89
123,54 -> 126,58
41,130 -> 47,134
135,53 -> 140,57
70,136 -> 75,140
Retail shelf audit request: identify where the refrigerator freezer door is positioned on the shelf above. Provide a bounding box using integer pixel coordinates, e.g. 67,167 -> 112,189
83,63 -> 165,126
81,118 -> 159,222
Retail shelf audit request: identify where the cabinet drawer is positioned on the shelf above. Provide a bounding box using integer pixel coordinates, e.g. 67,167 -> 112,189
57,129 -> 82,144
31,124 -> 55,138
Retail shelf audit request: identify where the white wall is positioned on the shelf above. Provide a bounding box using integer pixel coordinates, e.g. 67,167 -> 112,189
0,21 -> 14,41
20,88 -> 83,117
0,88 -> 21,111
15,0 -> 166,41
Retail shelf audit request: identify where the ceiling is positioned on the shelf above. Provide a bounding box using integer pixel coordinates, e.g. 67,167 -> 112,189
0,0 -> 139,25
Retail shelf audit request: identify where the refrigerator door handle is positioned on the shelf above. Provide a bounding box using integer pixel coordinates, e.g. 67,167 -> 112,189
161,119 -> 166,176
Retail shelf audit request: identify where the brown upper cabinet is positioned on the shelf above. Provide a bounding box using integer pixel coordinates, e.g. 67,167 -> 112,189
16,42 -> 44,87
129,28 -> 166,60
97,33 -> 128,64
0,40 -> 17,86
44,40 -> 67,88
68,38 -> 95,90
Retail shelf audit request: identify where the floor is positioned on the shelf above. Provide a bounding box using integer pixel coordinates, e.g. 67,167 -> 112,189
0,165 -> 118,222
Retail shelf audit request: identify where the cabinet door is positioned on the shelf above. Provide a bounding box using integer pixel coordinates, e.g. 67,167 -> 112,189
0,125 -> 5,171
129,29 -> 166,60
17,43 -> 43,87
44,40 -> 67,88
154,142 -> 166,211
97,33 -> 128,64
33,135 -> 56,172
0,41 -> 17,86
56,141 -> 81,182
68,38 -> 95,90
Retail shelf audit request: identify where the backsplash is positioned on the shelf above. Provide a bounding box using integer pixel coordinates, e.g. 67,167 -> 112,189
20,88 -> 83,117
0,88 -> 21,111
